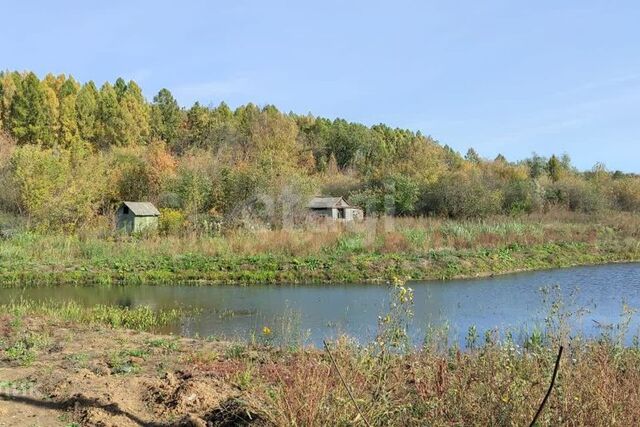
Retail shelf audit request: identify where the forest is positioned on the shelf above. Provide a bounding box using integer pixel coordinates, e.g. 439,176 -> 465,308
1,70 -> 639,233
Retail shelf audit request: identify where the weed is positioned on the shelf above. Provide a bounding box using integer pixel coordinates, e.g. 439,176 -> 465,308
146,338 -> 179,352
0,299 -> 183,332
182,350 -> 218,365
3,332 -> 49,366
226,344 -> 246,359
64,353 -> 89,368
108,349 -> 145,375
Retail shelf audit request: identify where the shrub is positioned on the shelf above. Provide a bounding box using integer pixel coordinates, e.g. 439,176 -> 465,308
502,180 -> 542,214
159,208 -> 186,235
545,177 -> 608,213
611,178 -> 640,212
10,145 -> 110,231
421,170 -> 503,218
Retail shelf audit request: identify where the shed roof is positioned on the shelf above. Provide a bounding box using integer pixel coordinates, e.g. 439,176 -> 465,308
307,197 -> 351,209
121,201 -> 160,216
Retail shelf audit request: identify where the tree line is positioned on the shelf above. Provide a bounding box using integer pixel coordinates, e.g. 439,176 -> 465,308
0,70 -> 638,231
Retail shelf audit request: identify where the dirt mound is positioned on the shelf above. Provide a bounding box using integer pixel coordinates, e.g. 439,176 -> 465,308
145,371 -> 231,418
201,397 -> 271,427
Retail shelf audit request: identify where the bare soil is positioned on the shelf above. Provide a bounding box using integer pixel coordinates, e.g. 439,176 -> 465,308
0,318 -> 266,426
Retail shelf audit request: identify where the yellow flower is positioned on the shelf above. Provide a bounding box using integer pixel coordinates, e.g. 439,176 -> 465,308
262,326 -> 272,336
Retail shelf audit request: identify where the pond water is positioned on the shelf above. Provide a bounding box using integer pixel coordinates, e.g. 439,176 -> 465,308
2,263 -> 640,346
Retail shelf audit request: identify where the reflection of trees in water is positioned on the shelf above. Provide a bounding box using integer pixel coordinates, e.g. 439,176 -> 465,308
115,296 -> 134,308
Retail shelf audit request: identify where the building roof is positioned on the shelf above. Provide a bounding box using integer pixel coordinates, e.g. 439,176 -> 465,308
307,197 -> 352,209
121,201 -> 160,216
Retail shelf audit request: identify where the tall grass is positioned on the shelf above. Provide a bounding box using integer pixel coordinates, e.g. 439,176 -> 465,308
1,211 -> 639,285
3,212 -> 639,261
1,298 -> 182,331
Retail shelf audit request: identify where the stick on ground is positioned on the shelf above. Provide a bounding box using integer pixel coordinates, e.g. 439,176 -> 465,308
529,345 -> 563,427
323,340 -> 372,427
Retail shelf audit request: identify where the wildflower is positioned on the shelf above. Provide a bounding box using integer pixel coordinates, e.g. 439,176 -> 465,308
262,326 -> 272,336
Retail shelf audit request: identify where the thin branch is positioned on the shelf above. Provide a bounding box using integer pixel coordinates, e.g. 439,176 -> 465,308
323,340 -> 372,427
529,345 -> 563,427
271,361 -> 296,425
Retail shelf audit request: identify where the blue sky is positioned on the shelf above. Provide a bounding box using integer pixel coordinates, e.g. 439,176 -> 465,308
3,1 -> 640,171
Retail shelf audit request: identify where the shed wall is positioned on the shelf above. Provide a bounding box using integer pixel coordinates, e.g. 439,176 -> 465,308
133,216 -> 159,233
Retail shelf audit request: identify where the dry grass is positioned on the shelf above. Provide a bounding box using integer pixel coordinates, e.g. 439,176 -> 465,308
5,211 -> 640,263
1,211 -> 639,287
239,340 -> 640,426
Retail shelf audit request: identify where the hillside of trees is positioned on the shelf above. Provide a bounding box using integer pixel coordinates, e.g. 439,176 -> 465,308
1,70 -> 639,232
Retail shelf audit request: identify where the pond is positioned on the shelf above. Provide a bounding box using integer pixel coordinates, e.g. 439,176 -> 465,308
2,263 -> 640,346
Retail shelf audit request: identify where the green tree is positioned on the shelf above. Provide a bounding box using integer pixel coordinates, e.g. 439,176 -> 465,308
465,148 -> 481,163
10,145 -> 70,223
97,82 -> 120,147
547,155 -> 562,182
40,83 -> 60,147
150,88 -> 181,145
58,79 -> 80,148
11,145 -> 109,229
327,119 -> 369,169
76,82 -> 99,144
117,81 -> 150,146
526,153 -> 547,179
0,73 -> 19,131
183,102 -> 211,150
10,72 -> 48,145
176,164 -> 212,221
113,77 -> 128,100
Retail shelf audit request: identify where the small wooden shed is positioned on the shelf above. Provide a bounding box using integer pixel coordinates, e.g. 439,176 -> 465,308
116,201 -> 160,234
307,197 -> 363,221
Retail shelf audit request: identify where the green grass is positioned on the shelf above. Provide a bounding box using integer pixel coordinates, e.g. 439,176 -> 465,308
0,379 -> 35,392
146,337 -> 180,351
1,299 -> 183,331
64,352 -> 90,368
2,332 -> 50,366
108,349 -> 146,375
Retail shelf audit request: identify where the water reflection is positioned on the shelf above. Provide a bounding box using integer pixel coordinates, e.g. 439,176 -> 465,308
2,263 -> 639,346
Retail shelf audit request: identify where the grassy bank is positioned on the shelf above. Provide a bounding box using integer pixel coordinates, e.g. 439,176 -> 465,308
1,212 -> 640,286
2,305 -> 640,425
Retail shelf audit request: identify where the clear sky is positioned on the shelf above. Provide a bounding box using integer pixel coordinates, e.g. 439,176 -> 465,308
3,1 -> 639,171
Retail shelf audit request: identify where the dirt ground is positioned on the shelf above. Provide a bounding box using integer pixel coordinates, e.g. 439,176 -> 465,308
0,318 -> 269,426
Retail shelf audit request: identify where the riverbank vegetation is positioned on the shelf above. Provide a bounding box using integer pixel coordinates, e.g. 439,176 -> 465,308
2,290 -> 640,425
1,211 -> 639,285
1,71 -> 640,284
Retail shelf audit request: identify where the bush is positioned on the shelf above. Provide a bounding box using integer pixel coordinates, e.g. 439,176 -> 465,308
348,174 -> 420,216
611,178 -> 640,212
545,177 -> 608,213
502,180 -> 542,214
10,146 -> 110,231
158,208 -> 186,235
420,171 -> 503,218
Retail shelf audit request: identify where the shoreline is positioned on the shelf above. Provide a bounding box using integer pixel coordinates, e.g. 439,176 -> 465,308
1,240 -> 638,287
